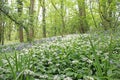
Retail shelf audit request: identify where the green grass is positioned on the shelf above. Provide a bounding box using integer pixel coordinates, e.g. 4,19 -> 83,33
0,32 -> 120,80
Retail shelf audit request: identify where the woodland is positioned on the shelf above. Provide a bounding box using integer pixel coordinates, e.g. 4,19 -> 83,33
0,0 -> 120,80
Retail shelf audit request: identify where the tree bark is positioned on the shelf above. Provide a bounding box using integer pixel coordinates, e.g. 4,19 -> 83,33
0,15 -> 5,45
8,21 -> 12,41
0,18 -> 2,44
29,0 -> 35,41
17,0 -> 24,42
0,0 -> 5,45
42,0 -> 46,38
60,0 -> 65,36
0,17 -> 1,43
77,0 -> 89,33
1,22 -> 4,45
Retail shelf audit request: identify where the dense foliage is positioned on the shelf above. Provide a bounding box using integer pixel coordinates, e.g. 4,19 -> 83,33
0,32 -> 120,80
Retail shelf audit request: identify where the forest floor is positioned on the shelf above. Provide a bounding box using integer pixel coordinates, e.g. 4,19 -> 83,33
0,34 -> 80,53
0,32 -> 120,80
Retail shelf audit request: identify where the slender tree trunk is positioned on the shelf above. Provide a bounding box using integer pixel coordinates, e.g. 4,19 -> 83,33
1,22 -> 4,45
0,20 -> 2,44
5,0 -> 12,41
0,18 -> 1,43
60,0 -> 65,36
42,0 -> 46,38
23,27 -> 30,41
29,0 -> 35,41
19,26 -> 23,42
54,19 -> 57,36
8,21 -> 12,41
0,3 -> 2,44
0,0 -> 5,45
17,0 -> 24,42
0,16 -> 5,45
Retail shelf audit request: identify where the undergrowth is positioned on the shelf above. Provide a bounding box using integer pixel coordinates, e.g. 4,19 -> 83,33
0,33 -> 120,80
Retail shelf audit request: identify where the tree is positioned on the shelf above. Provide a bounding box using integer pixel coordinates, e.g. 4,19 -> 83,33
42,0 -> 46,37
0,0 -> 5,45
17,0 -> 24,42
0,14 -> 4,45
60,0 -> 66,36
77,0 -> 89,33
29,0 -> 35,41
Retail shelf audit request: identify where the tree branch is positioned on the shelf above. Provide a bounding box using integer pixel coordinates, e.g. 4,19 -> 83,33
0,7 -> 25,28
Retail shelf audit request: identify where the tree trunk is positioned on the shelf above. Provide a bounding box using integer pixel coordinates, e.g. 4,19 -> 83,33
29,0 -> 35,41
8,22 -> 12,41
0,21 -> 2,44
60,0 -> 65,36
0,0 -> 5,45
77,0 -> 89,33
19,26 -> 23,42
42,0 -> 46,38
1,22 -> 4,45
0,20 -> 1,43
17,0 -> 24,42
0,17 -> 5,45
